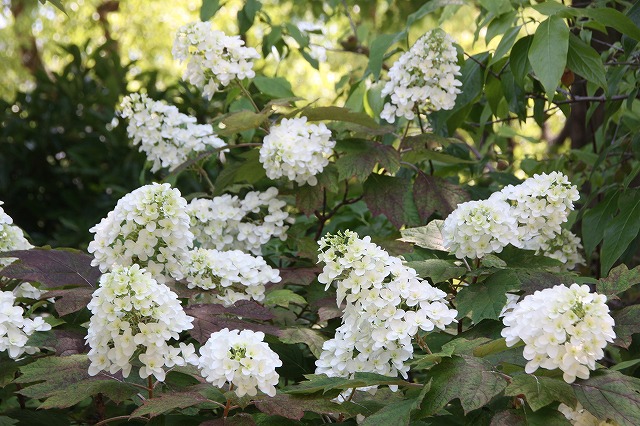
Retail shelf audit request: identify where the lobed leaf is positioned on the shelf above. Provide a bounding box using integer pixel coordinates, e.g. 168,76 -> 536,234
363,174 -> 412,229
279,328 -> 327,359
399,221 -> 446,252
572,369 -> 640,426
611,305 -> 640,349
596,264 -> 640,301
418,355 -> 508,416
412,172 -> 469,223
456,270 -> 521,324
505,374 -> 577,411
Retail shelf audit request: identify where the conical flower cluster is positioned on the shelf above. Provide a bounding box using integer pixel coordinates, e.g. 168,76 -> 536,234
0,290 -> 51,359
315,231 -> 457,381
501,284 -> 615,383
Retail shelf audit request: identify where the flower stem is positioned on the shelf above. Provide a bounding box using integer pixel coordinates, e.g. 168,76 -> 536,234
147,377 -> 154,399
223,383 -> 234,419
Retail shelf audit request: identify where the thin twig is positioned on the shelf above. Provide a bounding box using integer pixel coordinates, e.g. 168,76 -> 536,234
94,415 -> 149,426
341,0 -> 358,40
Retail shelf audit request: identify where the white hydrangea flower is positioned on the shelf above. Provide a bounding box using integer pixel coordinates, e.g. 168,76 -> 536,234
501,284 -> 615,383
315,231 -> 457,383
0,201 -> 33,269
88,183 -> 194,283
558,402 -> 619,425
86,264 -> 195,381
119,93 -> 226,173
197,328 -> 282,397
442,198 -> 520,259
538,228 -> 585,270
172,22 -> 260,98
0,290 -> 51,359
182,248 -> 281,306
259,117 -> 335,186
381,29 -> 462,123
492,171 -> 580,250
187,187 -> 291,255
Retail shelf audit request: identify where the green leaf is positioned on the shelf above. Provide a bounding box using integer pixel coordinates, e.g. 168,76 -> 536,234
456,269 -> 521,323
301,106 -> 380,129
491,407 -> 572,425
596,264 -> 640,301
284,23 -> 309,49
495,246 -> 564,269
254,393 -> 362,420
505,374 -> 577,411
363,174 -> 412,228
16,355 -> 138,409
368,32 -> 403,80
253,75 -> 295,99
566,33 -> 607,88
479,0 -> 513,16
361,382 -> 430,426
235,149 -> 267,184
279,328 -> 327,358
533,3 -> 640,41
264,289 -> 307,308
455,52 -> 490,110
582,191 -> 619,257
572,369 -> 640,426
217,110 -> 270,136
612,305 -> 640,349
399,221 -> 446,252
510,35 -> 533,87
490,25 -> 521,65
406,259 -> 466,283
529,16 -> 570,98
601,190 -> 640,274
418,355 -> 508,416
0,248 -> 100,288
200,0 -> 220,21
578,8 -> 640,42
288,373 -> 414,396
132,390 -> 217,417
611,359 -> 640,372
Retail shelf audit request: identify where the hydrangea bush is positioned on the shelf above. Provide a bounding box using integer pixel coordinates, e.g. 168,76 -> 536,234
1,1 -> 639,425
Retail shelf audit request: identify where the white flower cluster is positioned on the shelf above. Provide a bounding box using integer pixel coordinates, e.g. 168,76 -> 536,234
381,29 -> 461,123
86,264 -> 196,381
259,117 -> 335,186
197,328 -> 282,397
0,201 -> 33,269
315,231 -> 457,382
442,172 -> 580,261
538,229 -> 585,270
0,290 -> 51,359
493,171 -> 580,250
88,183 -> 194,283
187,187 -> 291,255
183,248 -> 281,306
172,22 -> 260,99
442,198 -> 519,259
501,284 -> 615,383
119,93 -> 226,173
558,402 -> 619,426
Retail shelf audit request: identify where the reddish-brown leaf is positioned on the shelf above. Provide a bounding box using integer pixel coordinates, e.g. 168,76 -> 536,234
0,248 -> 101,288
44,287 -> 93,316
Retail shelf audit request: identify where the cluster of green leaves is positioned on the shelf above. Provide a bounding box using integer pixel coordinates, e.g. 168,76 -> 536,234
0,0 -> 639,425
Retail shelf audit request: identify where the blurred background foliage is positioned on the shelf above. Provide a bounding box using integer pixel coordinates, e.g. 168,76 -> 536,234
0,0 -> 638,277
